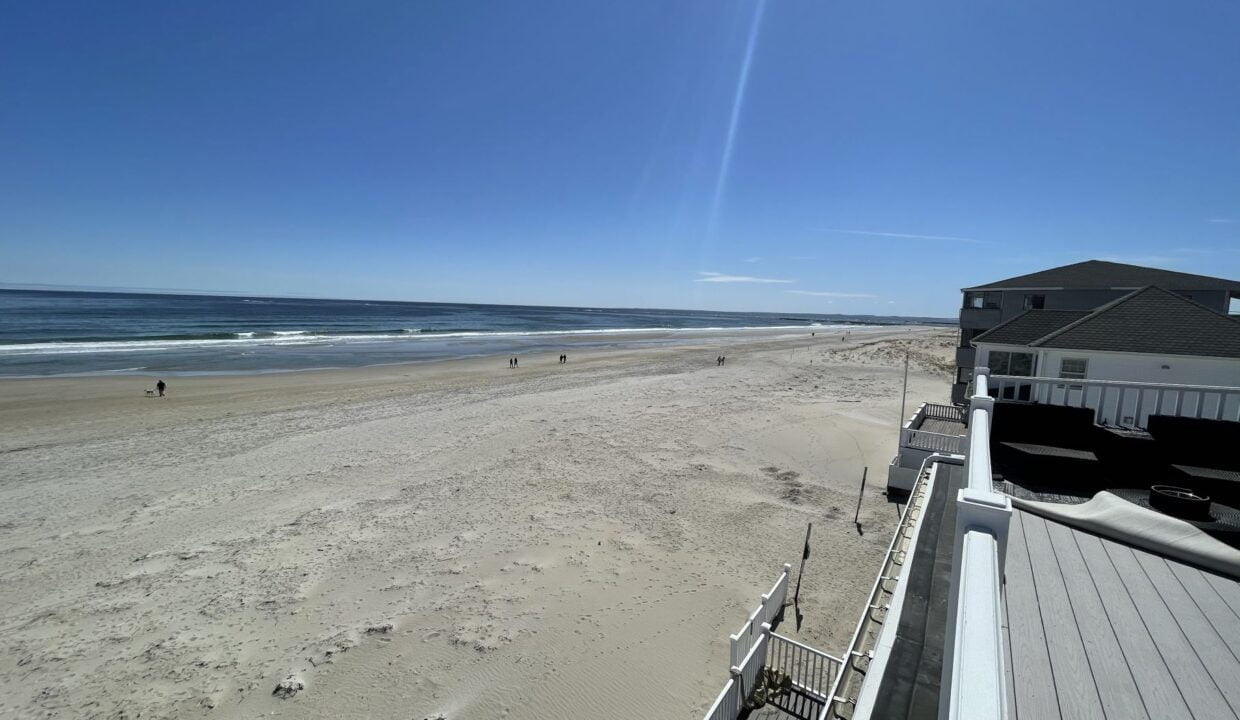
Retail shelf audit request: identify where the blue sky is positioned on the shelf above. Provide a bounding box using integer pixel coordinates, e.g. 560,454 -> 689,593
2,1 -> 1238,317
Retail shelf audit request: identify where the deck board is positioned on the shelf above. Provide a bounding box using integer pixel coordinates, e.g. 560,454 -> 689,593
1204,571 -> 1240,620
1021,513 -> 1105,720
1002,587 -> 1017,720
1004,510 -> 1061,720
1166,562 -> 1240,660
1043,521 -> 1149,720
1046,530 -> 1193,719
1130,551 -> 1240,717
1103,542 -> 1237,720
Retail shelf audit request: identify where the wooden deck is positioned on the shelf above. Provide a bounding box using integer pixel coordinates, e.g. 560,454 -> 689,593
917,417 -> 965,437
1004,508 -> 1240,720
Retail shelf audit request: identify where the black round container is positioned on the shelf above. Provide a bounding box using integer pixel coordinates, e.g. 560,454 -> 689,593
1149,485 -> 1213,521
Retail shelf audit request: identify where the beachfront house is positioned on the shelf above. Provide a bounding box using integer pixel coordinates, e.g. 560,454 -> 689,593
952,260 -> 1240,403
973,286 -> 1240,426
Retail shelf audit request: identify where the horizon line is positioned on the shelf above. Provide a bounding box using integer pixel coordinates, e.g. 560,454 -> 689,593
0,282 -> 955,322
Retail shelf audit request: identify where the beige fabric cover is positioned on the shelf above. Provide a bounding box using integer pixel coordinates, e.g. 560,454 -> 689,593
1011,491 -> 1240,579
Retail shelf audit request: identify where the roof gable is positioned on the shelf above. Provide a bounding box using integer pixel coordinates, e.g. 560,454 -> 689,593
965,260 -> 1240,292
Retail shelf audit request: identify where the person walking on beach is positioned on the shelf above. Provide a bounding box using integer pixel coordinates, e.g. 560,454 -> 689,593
513,357 -> 518,368
156,379 -> 166,397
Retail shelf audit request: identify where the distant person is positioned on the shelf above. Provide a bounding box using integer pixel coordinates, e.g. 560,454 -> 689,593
721,356 -> 726,366
514,357 -> 518,368
156,379 -> 166,397
716,355 -> 721,366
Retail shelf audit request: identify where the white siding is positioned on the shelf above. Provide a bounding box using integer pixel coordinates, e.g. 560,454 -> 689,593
1037,349 -> 1240,386
974,344 -> 1240,387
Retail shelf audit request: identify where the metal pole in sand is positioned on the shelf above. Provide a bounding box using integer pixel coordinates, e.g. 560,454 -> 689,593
899,350 -> 909,428
853,466 -> 868,526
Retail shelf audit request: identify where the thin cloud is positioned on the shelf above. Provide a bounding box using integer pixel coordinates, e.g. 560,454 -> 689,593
817,227 -> 981,244
785,289 -> 875,298
742,256 -> 762,263
695,271 -> 793,284
1207,218 -> 1234,224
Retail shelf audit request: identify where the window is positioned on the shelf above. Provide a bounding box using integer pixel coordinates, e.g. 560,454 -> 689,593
959,328 -> 982,347
956,367 -> 973,384
964,291 -> 1001,310
1059,357 -> 1088,380
1023,294 -> 1045,310
987,350 -> 1036,377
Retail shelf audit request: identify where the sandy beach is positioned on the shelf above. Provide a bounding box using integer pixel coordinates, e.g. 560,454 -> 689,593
0,327 -> 953,720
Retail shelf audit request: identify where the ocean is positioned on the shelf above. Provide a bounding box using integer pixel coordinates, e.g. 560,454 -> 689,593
0,289 -> 943,377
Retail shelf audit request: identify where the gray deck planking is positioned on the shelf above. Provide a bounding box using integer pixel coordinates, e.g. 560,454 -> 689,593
1102,542 -> 1237,720
1134,552 -> 1240,716
1002,589 -> 1017,720
1004,506 -> 1240,720
1005,510 -> 1062,720
1021,513 -> 1106,720
1043,520 -> 1149,720
1204,570 -> 1240,620
1046,529 -> 1194,719
918,417 -> 965,436
1167,562 -> 1240,660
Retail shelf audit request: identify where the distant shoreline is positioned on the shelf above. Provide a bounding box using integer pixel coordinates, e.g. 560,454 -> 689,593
0,324 -> 939,379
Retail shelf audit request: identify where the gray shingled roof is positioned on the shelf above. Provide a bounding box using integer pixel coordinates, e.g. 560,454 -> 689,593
975,286 -> 1240,359
971,310 -> 1092,346
964,260 -> 1240,291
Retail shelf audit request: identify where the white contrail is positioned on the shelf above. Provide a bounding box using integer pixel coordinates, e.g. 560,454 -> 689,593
709,0 -> 768,234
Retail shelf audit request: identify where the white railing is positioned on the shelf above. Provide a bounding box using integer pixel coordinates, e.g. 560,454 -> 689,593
922,403 -> 967,422
945,530 -> 1006,720
704,630 -> 770,720
767,631 -> 842,703
940,368 -> 1010,720
729,563 -> 791,668
989,375 -> 1240,429
900,402 -> 966,454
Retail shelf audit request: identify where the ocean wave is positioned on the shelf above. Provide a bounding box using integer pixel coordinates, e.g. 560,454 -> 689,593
0,324 -> 864,357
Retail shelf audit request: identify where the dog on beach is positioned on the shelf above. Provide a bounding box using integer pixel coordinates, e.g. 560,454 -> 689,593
144,390 -> 155,397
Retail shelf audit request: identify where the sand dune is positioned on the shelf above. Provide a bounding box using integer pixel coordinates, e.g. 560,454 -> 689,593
0,327 -> 953,719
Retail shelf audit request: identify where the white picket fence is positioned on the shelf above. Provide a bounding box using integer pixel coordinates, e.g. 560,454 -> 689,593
703,631 -> 769,720
766,631 -> 842,705
704,624 -> 842,720
729,563 -> 791,667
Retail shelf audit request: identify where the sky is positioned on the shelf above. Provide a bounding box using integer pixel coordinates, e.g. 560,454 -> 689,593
2,1 -> 1239,317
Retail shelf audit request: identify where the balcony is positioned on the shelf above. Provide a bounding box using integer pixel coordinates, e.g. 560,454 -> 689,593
959,306 -> 1001,329
887,402 -> 968,491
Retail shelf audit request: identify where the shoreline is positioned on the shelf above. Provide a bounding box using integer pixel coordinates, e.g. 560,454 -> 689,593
0,323 -> 938,379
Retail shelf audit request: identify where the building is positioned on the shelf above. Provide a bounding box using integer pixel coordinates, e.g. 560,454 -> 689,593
952,260 -> 1240,403
972,286 -> 1240,424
